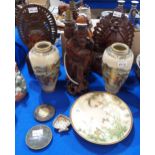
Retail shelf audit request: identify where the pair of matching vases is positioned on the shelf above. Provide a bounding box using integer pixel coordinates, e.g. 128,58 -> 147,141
28,41 -> 133,94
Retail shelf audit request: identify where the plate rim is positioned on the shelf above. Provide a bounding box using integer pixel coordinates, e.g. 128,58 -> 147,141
70,91 -> 133,145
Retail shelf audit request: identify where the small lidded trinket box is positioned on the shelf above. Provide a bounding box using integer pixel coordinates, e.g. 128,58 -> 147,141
34,104 -> 55,122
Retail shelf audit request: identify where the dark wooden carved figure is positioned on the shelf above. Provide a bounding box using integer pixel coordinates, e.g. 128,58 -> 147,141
64,13 -> 93,95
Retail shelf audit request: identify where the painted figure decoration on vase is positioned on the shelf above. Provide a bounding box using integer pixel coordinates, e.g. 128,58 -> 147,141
102,42 -> 134,94
29,41 -> 60,92
64,12 -> 93,95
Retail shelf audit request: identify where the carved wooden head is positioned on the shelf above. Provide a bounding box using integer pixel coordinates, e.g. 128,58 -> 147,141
93,13 -> 134,53
16,4 -> 57,49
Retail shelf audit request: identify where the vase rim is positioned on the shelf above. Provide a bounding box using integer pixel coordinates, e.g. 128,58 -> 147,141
111,42 -> 129,55
34,41 -> 52,53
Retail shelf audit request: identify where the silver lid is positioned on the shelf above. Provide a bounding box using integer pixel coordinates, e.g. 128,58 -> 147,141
26,125 -> 52,150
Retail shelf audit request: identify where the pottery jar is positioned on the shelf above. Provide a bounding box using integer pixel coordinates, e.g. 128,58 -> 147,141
102,42 -> 134,94
29,41 -> 60,92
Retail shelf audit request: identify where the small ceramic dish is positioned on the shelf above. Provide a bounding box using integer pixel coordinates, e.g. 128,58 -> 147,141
53,114 -> 71,132
26,125 -> 52,150
34,104 -> 55,122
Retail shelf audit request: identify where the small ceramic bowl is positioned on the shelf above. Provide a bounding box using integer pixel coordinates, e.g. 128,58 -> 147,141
53,114 -> 71,132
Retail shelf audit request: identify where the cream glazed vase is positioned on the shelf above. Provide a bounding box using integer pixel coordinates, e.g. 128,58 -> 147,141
29,41 -> 60,92
102,42 -> 134,94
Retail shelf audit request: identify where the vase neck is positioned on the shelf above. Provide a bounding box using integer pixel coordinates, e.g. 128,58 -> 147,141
111,43 -> 129,55
34,41 -> 52,53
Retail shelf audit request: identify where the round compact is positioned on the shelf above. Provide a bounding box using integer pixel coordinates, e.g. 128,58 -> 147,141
34,104 -> 55,122
26,125 -> 52,150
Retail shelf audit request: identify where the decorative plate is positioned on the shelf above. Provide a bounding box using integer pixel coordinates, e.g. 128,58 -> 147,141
70,92 -> 133,145
26,125 -> 52,150
34,104 -> 55,122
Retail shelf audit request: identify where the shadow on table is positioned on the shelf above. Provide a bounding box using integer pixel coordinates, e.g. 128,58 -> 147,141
29,79 -> 40,92
15,94 -> 29,127
118,90 -> 140,110
39,80 -> 70,114
72,125 -> 135,155
88,72 -> 99,84
88,73 -> 105,92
